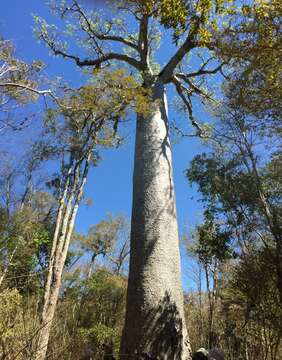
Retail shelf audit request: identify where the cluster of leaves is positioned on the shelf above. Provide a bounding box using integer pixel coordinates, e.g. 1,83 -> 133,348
188,152 -> 259,213
158,0 -> 188,31
218,0 -> 282,122
123,0 -> 237,41
192,213 -> 233,265
0,289 -> 22,341
79,215 -> 126,259
44,69 -> 151,159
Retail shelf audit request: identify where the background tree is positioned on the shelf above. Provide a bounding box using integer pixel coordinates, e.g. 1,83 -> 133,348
0,146 -> 55,291
0,146 -> 56,359
187,110 -> 281,299
77,214 -> 129,279
188,214 -> 232,348
61,269 -> 127,360
185,75 -> 281,357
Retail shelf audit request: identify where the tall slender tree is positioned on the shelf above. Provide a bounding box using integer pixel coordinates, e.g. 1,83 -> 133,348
35,73 -> 137,360
187,110 -> 281,303
34,0 -> 246,358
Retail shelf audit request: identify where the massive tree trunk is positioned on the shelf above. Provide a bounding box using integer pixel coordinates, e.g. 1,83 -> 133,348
120,81 -> 191,359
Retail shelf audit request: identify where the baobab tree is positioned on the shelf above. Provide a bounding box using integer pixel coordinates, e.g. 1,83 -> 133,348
34,0 -> 238,358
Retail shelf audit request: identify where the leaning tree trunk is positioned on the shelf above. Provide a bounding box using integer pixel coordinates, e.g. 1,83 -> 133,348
120,81 -> 191,359
35,155 -> 90,360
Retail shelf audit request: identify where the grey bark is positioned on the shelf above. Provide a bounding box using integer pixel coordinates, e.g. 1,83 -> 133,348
87,253 -> 97,280
120,81 -> 191,359
35,154 -> 90,360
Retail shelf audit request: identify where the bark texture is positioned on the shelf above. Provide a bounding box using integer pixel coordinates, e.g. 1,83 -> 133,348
120,81 -> 191,359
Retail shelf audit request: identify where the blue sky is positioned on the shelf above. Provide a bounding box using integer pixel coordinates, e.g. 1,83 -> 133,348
1,0 -> 210,290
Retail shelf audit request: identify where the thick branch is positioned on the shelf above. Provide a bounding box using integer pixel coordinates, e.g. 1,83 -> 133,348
52,47 -> 142,70
176,63 -> 224,79
138,15 -> 150,70
159,36 -> 196,83
159,17 -> 201,83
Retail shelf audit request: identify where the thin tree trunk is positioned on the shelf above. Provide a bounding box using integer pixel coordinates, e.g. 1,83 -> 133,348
204,262 -> 214,349
87,253 -> 97,279
35,154 -> 90,360
240,133 -> 282,305
245,340 -> 249,360
249,152 -> 282,305
198,262 -> 204,346
120,81 -> 191,359
39,161 -> 74,326
0,245 -> 17,288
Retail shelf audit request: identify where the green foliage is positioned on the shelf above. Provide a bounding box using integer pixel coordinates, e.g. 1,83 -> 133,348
158,0 -> 188,33
0,289 -> 22,340
220,246 -> 282,359
218,0 -> 282,122
43,69 -> 151,163
78,324 -> 118,353
186,62 -> 281,355
0,205 -> 53,291
78,214 -> 127,257
188,152 -> 259,209
60,269 -> 127,359
192,213 -> 233,264
185,245 -> 282,359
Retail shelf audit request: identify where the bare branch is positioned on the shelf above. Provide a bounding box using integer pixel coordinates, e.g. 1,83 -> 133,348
51,46 -> 142,70
0,82 -> 62,107
70,0 -> 139,51
171,123 -> 199,138
174,74 -> 214,101
172,76 -> 204,136
0,82 -> 50,96
177,63 -> 225,79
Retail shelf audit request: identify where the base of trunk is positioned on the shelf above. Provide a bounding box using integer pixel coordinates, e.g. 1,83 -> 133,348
120,294 -> 191,359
